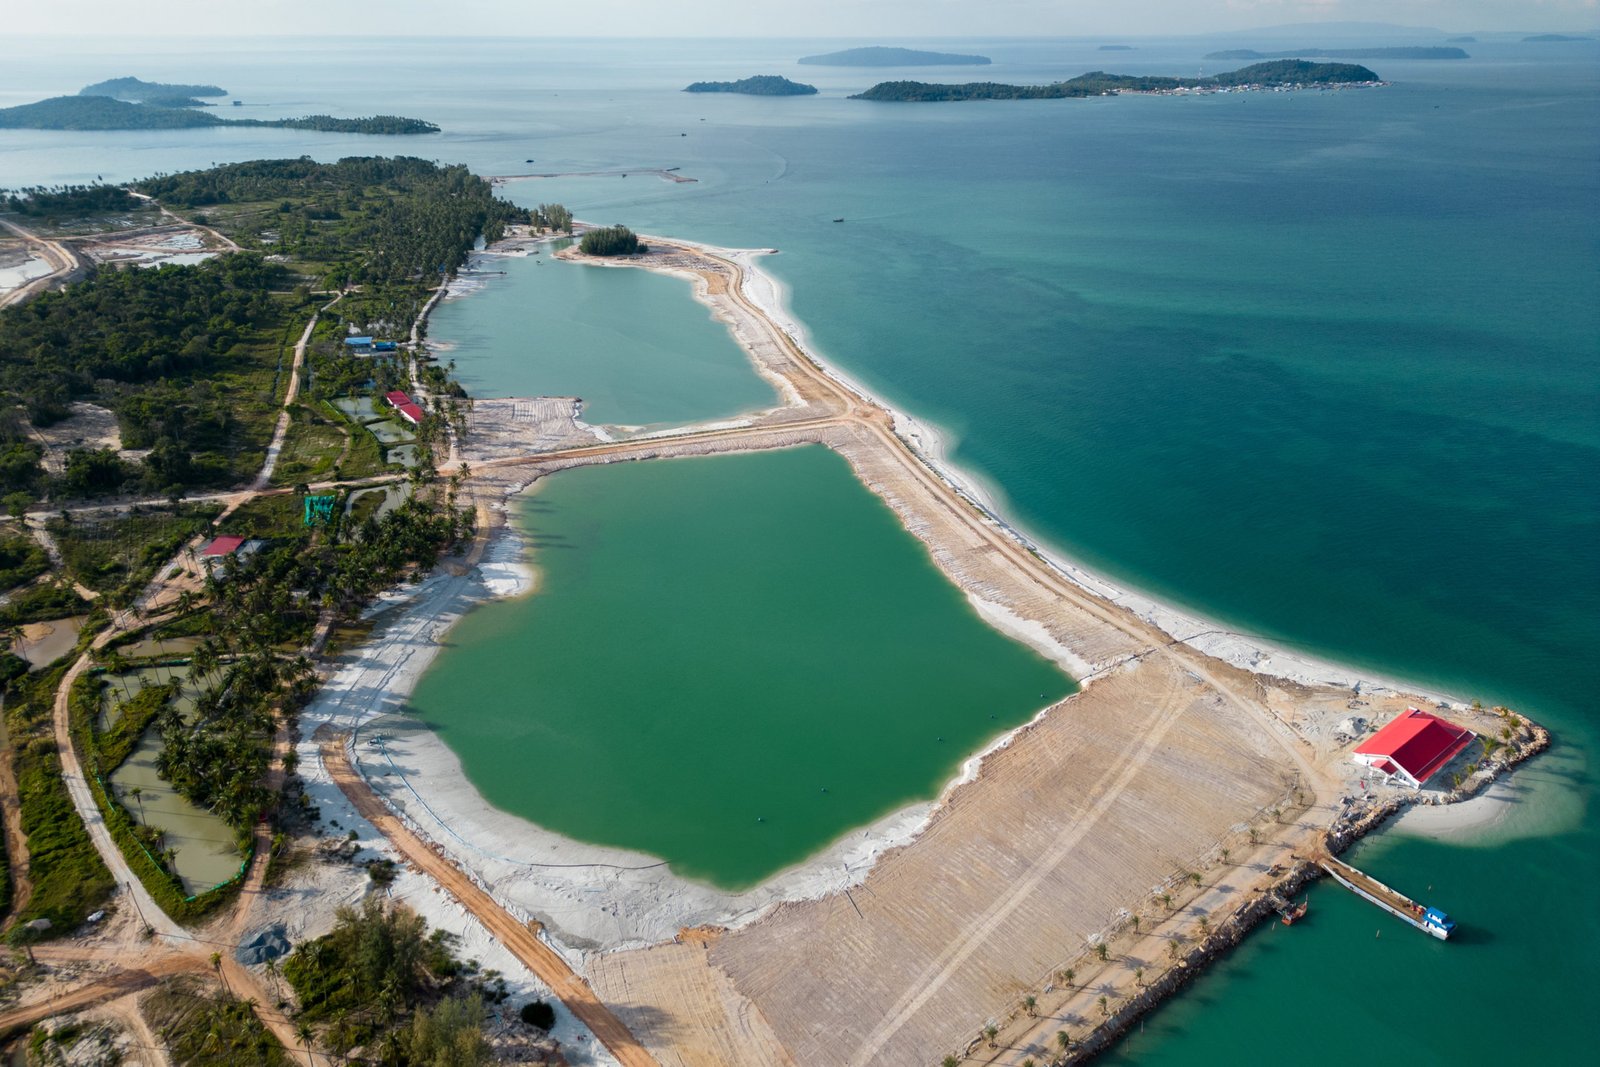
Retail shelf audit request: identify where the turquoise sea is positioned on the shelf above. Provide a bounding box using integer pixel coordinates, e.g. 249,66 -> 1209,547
5,33 -> 1596,1062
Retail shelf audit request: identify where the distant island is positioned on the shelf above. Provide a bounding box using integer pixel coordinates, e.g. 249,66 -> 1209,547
79,76 -> 227,101
683,75 -> 817,96
798,46 -> 991,67
850,60 -> 1381,102
1205,46 -> 1467,60
1524,34 -> 1593,41
1098,45 -> 1135,51
0,95 -> 438,134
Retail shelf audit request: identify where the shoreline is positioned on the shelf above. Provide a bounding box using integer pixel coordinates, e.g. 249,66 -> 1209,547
307,222 -> 1551,1064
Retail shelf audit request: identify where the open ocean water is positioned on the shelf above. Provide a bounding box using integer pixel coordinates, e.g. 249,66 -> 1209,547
5,33 -> 1597,1062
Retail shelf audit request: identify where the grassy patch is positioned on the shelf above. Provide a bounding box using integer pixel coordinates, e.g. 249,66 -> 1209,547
222,494 -> 311,541
0,532 -> 48,596
144,975 -> 290,1066
48,504 -> 221,605
0,582 -> 91,628
268,405 -> 347,487
5,661 -> 115,937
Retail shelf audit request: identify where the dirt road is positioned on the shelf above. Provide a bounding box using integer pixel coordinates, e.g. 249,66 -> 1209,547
320,731 -> 658,1067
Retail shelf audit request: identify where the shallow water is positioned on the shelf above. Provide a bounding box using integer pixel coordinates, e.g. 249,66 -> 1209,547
407,447 -> 1072,888
426,248 -> 775,426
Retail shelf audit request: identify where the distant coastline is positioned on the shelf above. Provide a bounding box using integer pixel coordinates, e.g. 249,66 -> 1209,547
851,60 -> 1382,102
1205,46 -> 1468,60
798,45 -> 991,67
0,95 -> 439,134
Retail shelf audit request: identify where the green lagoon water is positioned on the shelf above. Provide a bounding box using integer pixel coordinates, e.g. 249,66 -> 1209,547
425,248 -> 775,426
5,33 -> 1597,1062
407,446 -> 1071,888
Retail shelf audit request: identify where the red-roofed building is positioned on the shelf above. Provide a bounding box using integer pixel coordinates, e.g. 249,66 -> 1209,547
1353,708 -> 1476,789
385,390 -> 413,408
395,401 -> 425,426
199,535 -> 247,558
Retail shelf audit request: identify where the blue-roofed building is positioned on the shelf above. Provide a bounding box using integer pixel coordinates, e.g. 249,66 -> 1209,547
373,340 -> 398,352
345,336 -> 374,349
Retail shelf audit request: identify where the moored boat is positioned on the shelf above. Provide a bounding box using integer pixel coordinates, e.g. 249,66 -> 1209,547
1321,855 -> 1455,940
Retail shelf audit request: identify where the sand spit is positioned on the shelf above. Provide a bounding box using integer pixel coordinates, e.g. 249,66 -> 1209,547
304,231 -> 1547,1067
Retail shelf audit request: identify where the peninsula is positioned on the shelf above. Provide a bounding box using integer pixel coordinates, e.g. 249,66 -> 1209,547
683,75 -> 817,95
798,45 -> 991,66
0,95 -> 439,133
851,60 -> 1381,102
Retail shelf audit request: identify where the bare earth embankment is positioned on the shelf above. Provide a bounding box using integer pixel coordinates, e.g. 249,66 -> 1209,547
307,231 -> 1545,1067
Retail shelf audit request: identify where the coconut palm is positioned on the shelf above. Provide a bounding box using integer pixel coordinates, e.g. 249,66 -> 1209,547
1023,994 -> 1036,1017
984,1024 -> 998,1048
1057,1030 -> 1071,1052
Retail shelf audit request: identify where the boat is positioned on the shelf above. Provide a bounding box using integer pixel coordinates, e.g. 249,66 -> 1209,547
1320,855 -> 1455,940
1279,898 -> 1308,926
833,217 -> 845,223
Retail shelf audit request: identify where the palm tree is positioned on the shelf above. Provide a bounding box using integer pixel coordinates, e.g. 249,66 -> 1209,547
1023,994 -> 1036,1017
1057,1030 -> 1071,1053
129,786 -> 143,817
1098,995 -> 1110,1018
1188,871 -> 1202,888
1134,966 -> 1145,987
1168,940 -> 1180,962
942,1058 -> 960,1067
1249,827 -> 1260,845
1160,891 -> 1173,910
1059,967 -> 1074,987
296,1020 -> 316,1065
984,1024 -> 998,1048
1129,914 -> 1140,933
1196,915 -> 1210,935
1220,847 -> 1231,864
1094,942 -> 1109,962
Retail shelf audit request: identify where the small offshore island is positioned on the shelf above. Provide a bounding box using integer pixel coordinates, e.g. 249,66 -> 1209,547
799,45 -> 992,66
851,59 -> 1382,101
683,74 -> 817,96
1205,46 -> 1469,60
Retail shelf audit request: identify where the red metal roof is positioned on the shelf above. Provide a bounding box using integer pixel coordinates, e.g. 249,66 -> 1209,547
395,402 -> 425,425
200,535 -> 247,557
1355,709 -> 1475,784
385,390 -> 413,406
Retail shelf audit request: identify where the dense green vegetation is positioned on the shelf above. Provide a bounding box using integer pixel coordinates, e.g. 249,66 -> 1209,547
850,61 -> 1382,101
798,46 -> 991,66
284,898 -> 504,1064
1,183 -> 139,217
5,660 -> 117,937
0,253 -> 290,494
684,75 -> 817,95
0,531 -> 49,594
1204,47 -> 1467,60
533,202 -> 573,233
0,96 -> 438,134
0,157 -> 525,503
579,224 -> 647,256
80,76 -> 227,100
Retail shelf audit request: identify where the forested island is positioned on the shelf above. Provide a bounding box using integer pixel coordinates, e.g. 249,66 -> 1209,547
798,46 -> 991,66
683,75 -> 818,96
850,60 -> 1381,102
1205,46 -> 1468,59
1524,33 -> 1593,41
0,95 -> 438,134
80,76 -> 227,101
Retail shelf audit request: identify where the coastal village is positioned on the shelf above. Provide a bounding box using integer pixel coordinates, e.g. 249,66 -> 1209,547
0,189 -> 1549,1067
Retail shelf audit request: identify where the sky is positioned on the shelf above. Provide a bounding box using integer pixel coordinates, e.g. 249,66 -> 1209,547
8,0 -> 1596,37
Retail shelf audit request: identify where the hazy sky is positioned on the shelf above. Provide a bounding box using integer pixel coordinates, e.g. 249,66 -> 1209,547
10,0 -> 1596,37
